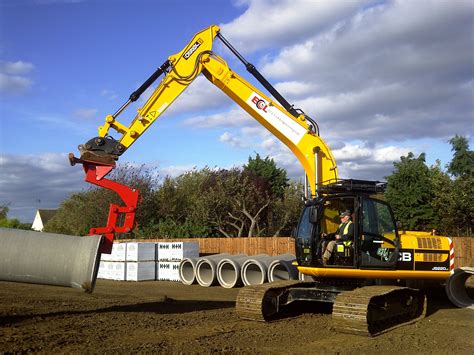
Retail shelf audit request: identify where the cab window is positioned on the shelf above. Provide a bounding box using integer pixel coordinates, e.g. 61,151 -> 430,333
360,198 -> 398,267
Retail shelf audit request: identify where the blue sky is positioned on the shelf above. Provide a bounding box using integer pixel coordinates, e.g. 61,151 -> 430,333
1,0 -> 473,223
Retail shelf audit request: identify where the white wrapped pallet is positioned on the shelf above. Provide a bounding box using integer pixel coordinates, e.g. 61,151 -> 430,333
157,242 -> 171,261
111,262 -> 126,281
101,243 -> 127,261
157,261 -> 180,281
97,261 -> 107,279
126,262 -> 156,281
169,242 -> 199,261
96,261 -> 115,280
126,242 -> 156,261
104,261 -> 116,279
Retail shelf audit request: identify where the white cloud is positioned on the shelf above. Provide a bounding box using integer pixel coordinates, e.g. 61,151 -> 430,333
183,107 -> 254,128
0,153 -> 87,222
0,61 -> 35,94
0,61 -> 34,75
155,75 -> 231,117
0,73 -> 33,94
219,132 -> 247,148
159,164 -> 197,178
274,81 -> 318,99
220,0 -> 367,53
237,0 -> 474,144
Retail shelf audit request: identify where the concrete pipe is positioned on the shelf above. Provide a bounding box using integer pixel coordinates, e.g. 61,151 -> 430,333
0,228 -> 102,292
445,267 -> 474,309
267,257 -> 298,283
216,254 -> 249,288
195,253 -> 230,287
241,254 -> 295,286
179,258 -> 198,285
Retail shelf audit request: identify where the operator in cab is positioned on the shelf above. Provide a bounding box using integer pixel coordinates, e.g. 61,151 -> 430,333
322,210 -> 354,266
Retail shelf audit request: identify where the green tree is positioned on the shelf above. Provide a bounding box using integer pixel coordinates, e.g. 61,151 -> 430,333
385,152 -> 435,230
199,168 -> 272,237
429,160 -> 456,235
44,164 -> 159,236
451,177 -> 474,236
444,136 -> 473,236
268,181 -> 304,236
447,135 -> 474,177
0,205 -> 31,230
137,168 -> 214,238
244,154 -> 288,198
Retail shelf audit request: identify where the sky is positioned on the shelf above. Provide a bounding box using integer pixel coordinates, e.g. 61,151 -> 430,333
0,0 -> 473,223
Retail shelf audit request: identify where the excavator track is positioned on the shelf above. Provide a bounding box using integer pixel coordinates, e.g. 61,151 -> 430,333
332,286 -> 426,336
236,280 -> 313,321
236,282 -> 426,337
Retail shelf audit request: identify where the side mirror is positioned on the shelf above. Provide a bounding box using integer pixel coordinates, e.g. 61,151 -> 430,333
309,206 -> 318,224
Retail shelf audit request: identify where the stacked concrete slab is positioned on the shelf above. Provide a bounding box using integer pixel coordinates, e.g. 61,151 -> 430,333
99,243 -> 128,281
97,241 -> 199,282
157,242 -> 199,282
126,242 -> 156,281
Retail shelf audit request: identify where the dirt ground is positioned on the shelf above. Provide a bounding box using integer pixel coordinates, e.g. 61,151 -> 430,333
0,280 -> 473,354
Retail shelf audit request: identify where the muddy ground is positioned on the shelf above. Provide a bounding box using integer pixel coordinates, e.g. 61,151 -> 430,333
0,280 -> 473,354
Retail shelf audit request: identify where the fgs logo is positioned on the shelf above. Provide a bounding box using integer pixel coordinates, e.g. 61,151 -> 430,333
251,95 -> 269,113
183,38 -> 203,60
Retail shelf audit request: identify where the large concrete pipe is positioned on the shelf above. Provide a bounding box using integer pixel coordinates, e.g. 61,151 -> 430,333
216,254 -> 249,288
179,258 -> 198,285
445,267 -> 474,309
267,256 -> 298,283
0,228 -> 102,292
195,253 -> 230,287
242,254 -> 295,286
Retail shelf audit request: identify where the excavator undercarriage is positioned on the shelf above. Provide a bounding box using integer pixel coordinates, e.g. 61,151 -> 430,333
236,280 -> 426,336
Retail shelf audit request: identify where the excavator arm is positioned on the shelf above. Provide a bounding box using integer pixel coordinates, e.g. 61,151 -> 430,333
70,25 -> 338,251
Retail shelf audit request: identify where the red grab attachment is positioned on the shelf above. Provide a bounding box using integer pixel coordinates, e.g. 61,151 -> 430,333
69,154 -> 140,254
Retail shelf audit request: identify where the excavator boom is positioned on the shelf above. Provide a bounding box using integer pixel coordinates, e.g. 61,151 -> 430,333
74,25 -> 337,196
69,25 -> 339,252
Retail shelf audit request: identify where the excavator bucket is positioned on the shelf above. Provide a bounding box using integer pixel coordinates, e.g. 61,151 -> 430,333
0,228 -> 102,292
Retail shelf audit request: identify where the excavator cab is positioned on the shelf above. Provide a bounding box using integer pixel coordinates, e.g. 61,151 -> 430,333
295,179 -> 400,270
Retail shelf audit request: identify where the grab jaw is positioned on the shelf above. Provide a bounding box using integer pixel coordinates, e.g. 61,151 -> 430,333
69,153 -> 139,254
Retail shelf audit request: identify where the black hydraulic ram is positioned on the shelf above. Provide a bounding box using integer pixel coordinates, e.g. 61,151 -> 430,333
216,31 -> 319,134
112,59 -> 172,119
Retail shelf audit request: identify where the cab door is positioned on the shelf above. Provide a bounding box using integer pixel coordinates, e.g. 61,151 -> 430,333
359,197 -> 399,269
294,205 -> 314,266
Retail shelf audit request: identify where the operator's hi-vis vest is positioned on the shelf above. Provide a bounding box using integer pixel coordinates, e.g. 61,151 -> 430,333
338,221 -> 353,246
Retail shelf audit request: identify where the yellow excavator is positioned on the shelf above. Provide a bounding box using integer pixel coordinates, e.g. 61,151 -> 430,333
65,25 -> 471,335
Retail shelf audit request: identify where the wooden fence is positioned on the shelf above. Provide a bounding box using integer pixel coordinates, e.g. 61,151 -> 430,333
121,236 -> 473,268
453,237 -> 473,268
122,237 -> 296,257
